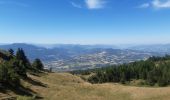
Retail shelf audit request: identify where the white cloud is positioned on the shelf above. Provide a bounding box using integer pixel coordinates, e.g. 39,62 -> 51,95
71,2 -> 82,8
152,0 -> 170,8
71,0 -> 107,10
140,0 -> 170,9
85,0 -> 106,9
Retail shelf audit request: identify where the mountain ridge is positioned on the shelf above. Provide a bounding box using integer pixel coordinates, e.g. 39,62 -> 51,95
0,43 -> 167,71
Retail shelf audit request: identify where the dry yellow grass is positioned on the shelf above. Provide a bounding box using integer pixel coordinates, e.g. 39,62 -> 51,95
26,73 -> 130,100
1,72 -> 170,100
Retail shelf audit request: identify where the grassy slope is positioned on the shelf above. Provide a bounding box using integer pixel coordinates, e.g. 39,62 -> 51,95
1,72 -> 170,100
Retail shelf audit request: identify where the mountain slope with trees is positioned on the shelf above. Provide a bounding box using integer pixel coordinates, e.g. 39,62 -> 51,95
2,72 -> 170,100
1,48 -> 170,99
72,55 -> 170,87
0,48 -> 44,99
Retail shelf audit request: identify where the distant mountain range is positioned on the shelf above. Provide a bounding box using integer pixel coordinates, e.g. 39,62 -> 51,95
128,44 -> 170,53
36,44 -> 120,49
0,43 -> 71,62
0,43 -> 169,71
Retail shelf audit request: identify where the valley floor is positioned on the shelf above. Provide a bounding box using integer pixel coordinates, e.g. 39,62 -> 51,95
1,72 -> 170,100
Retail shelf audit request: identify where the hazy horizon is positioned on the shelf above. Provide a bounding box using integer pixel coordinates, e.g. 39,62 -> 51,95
1,42 -> 170,47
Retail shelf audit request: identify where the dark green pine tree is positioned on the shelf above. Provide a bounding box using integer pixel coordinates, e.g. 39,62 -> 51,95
32,58 -> 44,70
8,48 -> 14,56
0,64 -> 8,83
0,62 -> 20,86
10,58 -> 27,78
16,48 -> 31,69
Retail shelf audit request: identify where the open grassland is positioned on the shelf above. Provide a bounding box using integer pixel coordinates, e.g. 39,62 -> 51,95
1,72 -> 170,100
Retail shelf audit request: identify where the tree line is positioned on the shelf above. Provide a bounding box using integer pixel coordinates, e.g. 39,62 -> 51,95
0,48 -> 44,87
73,55 -> 170,87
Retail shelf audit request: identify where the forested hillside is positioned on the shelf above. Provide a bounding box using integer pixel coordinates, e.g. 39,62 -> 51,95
1,48 -> 170,100
73,55 -> 170,87
0,48 -> 44,99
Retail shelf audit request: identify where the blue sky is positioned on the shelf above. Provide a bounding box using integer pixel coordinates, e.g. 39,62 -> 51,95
0,0 -> 170,44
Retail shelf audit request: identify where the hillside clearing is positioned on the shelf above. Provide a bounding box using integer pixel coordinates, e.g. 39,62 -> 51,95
1,72 -> 170,100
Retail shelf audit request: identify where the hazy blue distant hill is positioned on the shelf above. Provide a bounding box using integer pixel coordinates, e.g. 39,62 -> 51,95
36,44 -> 119,49
0,43 -> 163,71
128,44 -> 170,54
0,43 -> 71,62
0,43 -> 119,61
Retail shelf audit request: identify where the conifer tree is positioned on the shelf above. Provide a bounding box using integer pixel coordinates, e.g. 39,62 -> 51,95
8,48 -> 14,56
16,48 -> 31,69
32,58 -> 44,70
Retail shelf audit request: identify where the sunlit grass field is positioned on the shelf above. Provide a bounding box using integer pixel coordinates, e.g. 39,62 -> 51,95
1,72 -> 170,100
